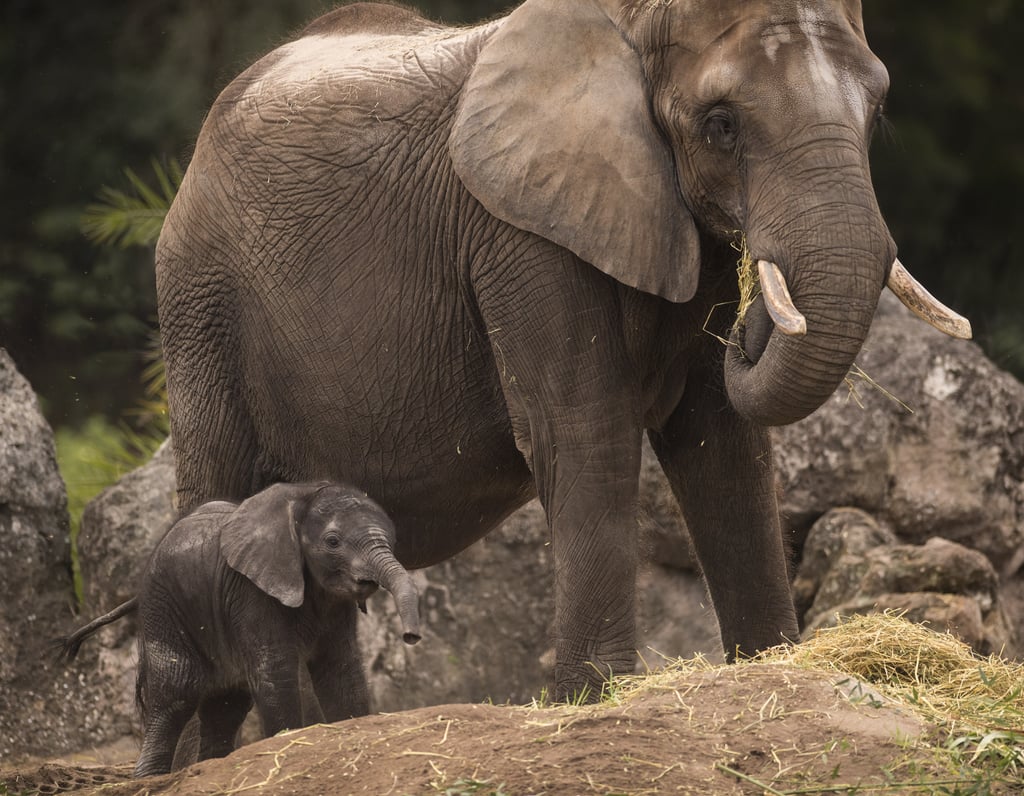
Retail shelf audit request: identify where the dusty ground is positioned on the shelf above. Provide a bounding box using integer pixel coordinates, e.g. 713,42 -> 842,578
3,661 -> 969,796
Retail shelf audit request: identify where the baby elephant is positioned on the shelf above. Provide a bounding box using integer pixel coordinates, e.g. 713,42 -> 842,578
61,482 -> 421,778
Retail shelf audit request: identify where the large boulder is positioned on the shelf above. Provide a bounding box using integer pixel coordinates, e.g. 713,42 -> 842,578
774,294 -> 1024,659
0,349 -> 121,761
795,508 -> 1014,654
0,349 -> 70,682
775,292 -> 1024,571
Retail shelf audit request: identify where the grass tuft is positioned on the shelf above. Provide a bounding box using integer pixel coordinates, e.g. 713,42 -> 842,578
844,362 -> 915,413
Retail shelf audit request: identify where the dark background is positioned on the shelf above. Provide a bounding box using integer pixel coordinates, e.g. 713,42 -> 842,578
2,0 -> 1021,433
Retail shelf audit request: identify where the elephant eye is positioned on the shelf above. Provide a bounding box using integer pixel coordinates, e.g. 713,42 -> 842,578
324,533 -> 342,549
701,107 -> 739,152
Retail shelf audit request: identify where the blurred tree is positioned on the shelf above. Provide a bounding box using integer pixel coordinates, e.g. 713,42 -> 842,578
864,0 -> 1024,371
0,0 -> 514,427
0,0 -> 332,425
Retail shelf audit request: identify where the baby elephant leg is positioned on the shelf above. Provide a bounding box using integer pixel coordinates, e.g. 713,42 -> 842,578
308,602 -> 370,721
249,653 -> 305,737
134,664 -> 202,778
197,690 -> 254,760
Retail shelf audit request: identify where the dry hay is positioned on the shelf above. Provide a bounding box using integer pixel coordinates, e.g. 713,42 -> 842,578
788,613 -> 1024,747
732,232 -> 759,332
700,232 -> 757,351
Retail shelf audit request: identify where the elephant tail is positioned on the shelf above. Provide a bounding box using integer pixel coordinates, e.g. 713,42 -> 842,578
53,597 -> 138,662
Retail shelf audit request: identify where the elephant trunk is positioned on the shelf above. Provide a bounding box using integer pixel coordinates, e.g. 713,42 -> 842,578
724,140 -> 895,426
359,535 -> 422,645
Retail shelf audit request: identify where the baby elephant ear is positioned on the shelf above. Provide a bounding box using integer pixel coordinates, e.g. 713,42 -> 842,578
450,0 -> 700,303
220,484 -> 312,608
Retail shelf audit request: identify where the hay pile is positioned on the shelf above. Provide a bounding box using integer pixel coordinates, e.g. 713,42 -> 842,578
609,613 -> 1024,789
789,613 -> 1024,773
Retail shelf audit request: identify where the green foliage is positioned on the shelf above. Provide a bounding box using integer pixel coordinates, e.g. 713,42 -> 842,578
55,331 -> 169,538
55,416 -> 164,528
55,411 -> 167,605
81,159 -> 183,249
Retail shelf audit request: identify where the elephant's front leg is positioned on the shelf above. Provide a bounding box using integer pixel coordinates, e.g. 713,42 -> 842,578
307,602 -> 370,722
245,643 -> 305,737
476,243 -> 644,700
649,361 -> 799,659
544,418 -> 643,699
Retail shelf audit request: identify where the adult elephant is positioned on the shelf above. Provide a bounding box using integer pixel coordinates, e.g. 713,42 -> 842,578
157,0 -> 970,698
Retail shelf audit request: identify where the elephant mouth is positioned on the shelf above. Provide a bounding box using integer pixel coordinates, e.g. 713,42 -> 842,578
355,578 -> 380,600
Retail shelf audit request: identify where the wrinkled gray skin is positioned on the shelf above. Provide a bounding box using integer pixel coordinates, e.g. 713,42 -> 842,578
64,483 -> 421,778
158,0 -> 912,698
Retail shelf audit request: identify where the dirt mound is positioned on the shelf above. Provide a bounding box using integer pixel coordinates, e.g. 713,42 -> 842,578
3,664 -> 922,795
5,616 -> 1022,795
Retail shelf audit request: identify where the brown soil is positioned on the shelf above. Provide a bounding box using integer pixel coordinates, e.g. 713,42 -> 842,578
2,663 -> 944,796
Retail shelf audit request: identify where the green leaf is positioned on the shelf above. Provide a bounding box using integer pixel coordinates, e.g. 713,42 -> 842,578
80,158 -> 183,249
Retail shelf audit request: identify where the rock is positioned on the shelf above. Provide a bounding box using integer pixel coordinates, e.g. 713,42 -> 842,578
775,292 -> 1024,571
0,349 -> 113,761
0,348 -> 71,676
77,439 -> 177,625
791,508 -> 897,621
0,349 -> 71,621
797,508 -> 1013,655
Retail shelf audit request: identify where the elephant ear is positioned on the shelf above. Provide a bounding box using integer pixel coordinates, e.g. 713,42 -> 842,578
450,0 -> 700,303
219,483 -> 311,608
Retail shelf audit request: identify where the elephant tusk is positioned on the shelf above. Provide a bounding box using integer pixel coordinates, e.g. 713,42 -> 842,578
887,258 -> 973,340
758,260 -> 807,336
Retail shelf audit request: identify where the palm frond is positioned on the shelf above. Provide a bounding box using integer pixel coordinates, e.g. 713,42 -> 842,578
81,158 -> 183,248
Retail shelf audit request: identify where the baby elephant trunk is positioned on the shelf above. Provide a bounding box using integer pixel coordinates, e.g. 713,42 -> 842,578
363,545 -> 422,645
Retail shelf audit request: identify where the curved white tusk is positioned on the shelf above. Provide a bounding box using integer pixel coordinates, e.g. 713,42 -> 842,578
757,260 -> 807,336
887,258 -> 973,340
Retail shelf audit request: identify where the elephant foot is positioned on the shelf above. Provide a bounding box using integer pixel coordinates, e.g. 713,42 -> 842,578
553,651 -> 636,704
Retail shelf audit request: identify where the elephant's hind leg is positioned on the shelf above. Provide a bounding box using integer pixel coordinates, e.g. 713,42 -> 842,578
134,639 -> 205,777
135,685 -> 202,777
157,261 -> 259,512
197,689 -> 254,760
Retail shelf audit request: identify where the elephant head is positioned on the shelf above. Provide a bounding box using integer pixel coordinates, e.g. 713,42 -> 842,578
219,483 -> 422,644
450,0 -> 969,426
